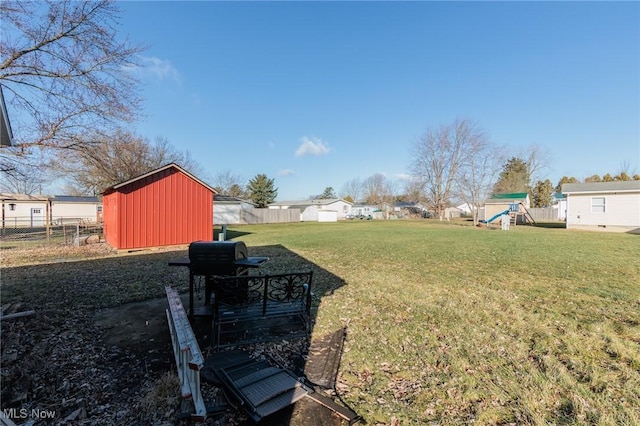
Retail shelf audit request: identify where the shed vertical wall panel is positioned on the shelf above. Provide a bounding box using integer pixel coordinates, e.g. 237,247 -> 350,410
103,165 -> 213,250
102,192 -> 119,248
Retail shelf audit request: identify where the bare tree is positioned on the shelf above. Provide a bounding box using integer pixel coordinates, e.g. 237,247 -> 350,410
454,136 -> 503,225
340,178 -> 363,203
213,170 -> 247,196
400,177 -> 427,204
411,118 -> 479,219
60,132 -> 204,195
520,144 -> 550,185
0,0 -> 144,171
363,173 -> 396,217
0,156 -> 47,194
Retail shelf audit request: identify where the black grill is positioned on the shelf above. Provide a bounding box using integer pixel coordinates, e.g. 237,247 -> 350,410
173,241 -> 268,317
188,241 -> 249,276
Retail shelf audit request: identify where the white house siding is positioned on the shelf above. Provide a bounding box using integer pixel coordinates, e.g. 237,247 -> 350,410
318,210 -> 338,222
1,194 -> 103,228
556,199 -> 567,220
1,197 -> 49,227
351,205 -> 376,217
270,199 -> 353,221
214,204 -> 241,224
566,192 -> 640,231
301,206 -> 319,222
51,202 -> 99,223
327,200 -> 351,219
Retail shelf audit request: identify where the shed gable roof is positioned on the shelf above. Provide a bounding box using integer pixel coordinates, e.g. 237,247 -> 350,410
485,192 -> 529,204
490,192 -> 528,200
103,163 -> 216,194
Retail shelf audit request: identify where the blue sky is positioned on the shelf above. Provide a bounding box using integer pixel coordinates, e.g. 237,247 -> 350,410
118,1 -> 639,201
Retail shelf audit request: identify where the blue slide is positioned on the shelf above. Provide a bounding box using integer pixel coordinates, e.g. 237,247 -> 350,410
480,209 -> 510,224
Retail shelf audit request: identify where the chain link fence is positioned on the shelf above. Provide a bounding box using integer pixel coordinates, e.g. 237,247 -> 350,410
0,217 -> 103,248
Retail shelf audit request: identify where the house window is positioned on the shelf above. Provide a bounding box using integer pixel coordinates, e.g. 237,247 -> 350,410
8,203 -> 16,211
591,197 -> 606,213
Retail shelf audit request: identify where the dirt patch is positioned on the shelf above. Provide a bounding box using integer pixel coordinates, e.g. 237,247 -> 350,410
94,297 -> 177,372
0,243 -> 354,425
96,297 -> 171,348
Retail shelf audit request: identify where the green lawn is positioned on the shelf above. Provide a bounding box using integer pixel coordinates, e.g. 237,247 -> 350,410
232,220 -> 639,425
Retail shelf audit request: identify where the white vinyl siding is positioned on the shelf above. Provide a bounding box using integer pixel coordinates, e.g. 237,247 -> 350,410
590,197 -> 606,213
566,192 -> 640,228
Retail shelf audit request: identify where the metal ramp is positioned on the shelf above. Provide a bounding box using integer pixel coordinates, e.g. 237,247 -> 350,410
203,350 -> 311,422
202,349 -> 361,424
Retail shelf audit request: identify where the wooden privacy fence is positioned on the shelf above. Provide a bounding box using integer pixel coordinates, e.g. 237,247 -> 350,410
239,208 -> 300,224
527,207 -> 561,222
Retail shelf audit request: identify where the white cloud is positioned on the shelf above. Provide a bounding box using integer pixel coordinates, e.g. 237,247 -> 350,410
396,173 -> 414,181
142,56 -> 181,83
295,136 -> 331,157
278,169 -> 296,176
124,56 -> 181,84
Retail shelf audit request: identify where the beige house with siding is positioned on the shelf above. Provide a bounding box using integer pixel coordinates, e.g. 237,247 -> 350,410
562,181 -> 640,233
1,194 -> 101,228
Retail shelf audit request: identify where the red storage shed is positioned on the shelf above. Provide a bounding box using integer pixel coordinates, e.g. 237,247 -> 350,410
102,163 -> 215,250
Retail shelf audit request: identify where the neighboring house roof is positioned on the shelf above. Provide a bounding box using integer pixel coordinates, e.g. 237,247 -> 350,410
53,195 -> 100,203
0,194 -> 101,203
0,193 -> 50,202
1,84 -> 14,147
554,192 -> 567,200
456,202 -> 474,212
271,198 -> 353,207
394,201 -> 426,209
486,192 -> 529,203
103,163 -> 217,194
214,194 -> 256,206
561,181 -> 640,194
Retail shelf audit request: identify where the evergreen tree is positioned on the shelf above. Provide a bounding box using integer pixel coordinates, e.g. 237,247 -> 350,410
614,172 -> 631,181
314,187 -> 336,199
532,179 -> 554,207
555,176 -> 579,193
228,183 -> 249,199
584,174 -> 602,182
493,157 -> 530,194
247,174 -> 277,208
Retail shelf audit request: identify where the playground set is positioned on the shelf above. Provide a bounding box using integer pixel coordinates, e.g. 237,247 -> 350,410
479,202 -> 536,229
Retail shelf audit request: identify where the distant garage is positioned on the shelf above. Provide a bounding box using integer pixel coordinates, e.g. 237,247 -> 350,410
102,163 -> 216,250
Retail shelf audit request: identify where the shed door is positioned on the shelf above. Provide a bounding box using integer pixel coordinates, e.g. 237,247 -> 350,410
31,208 -> 44,227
